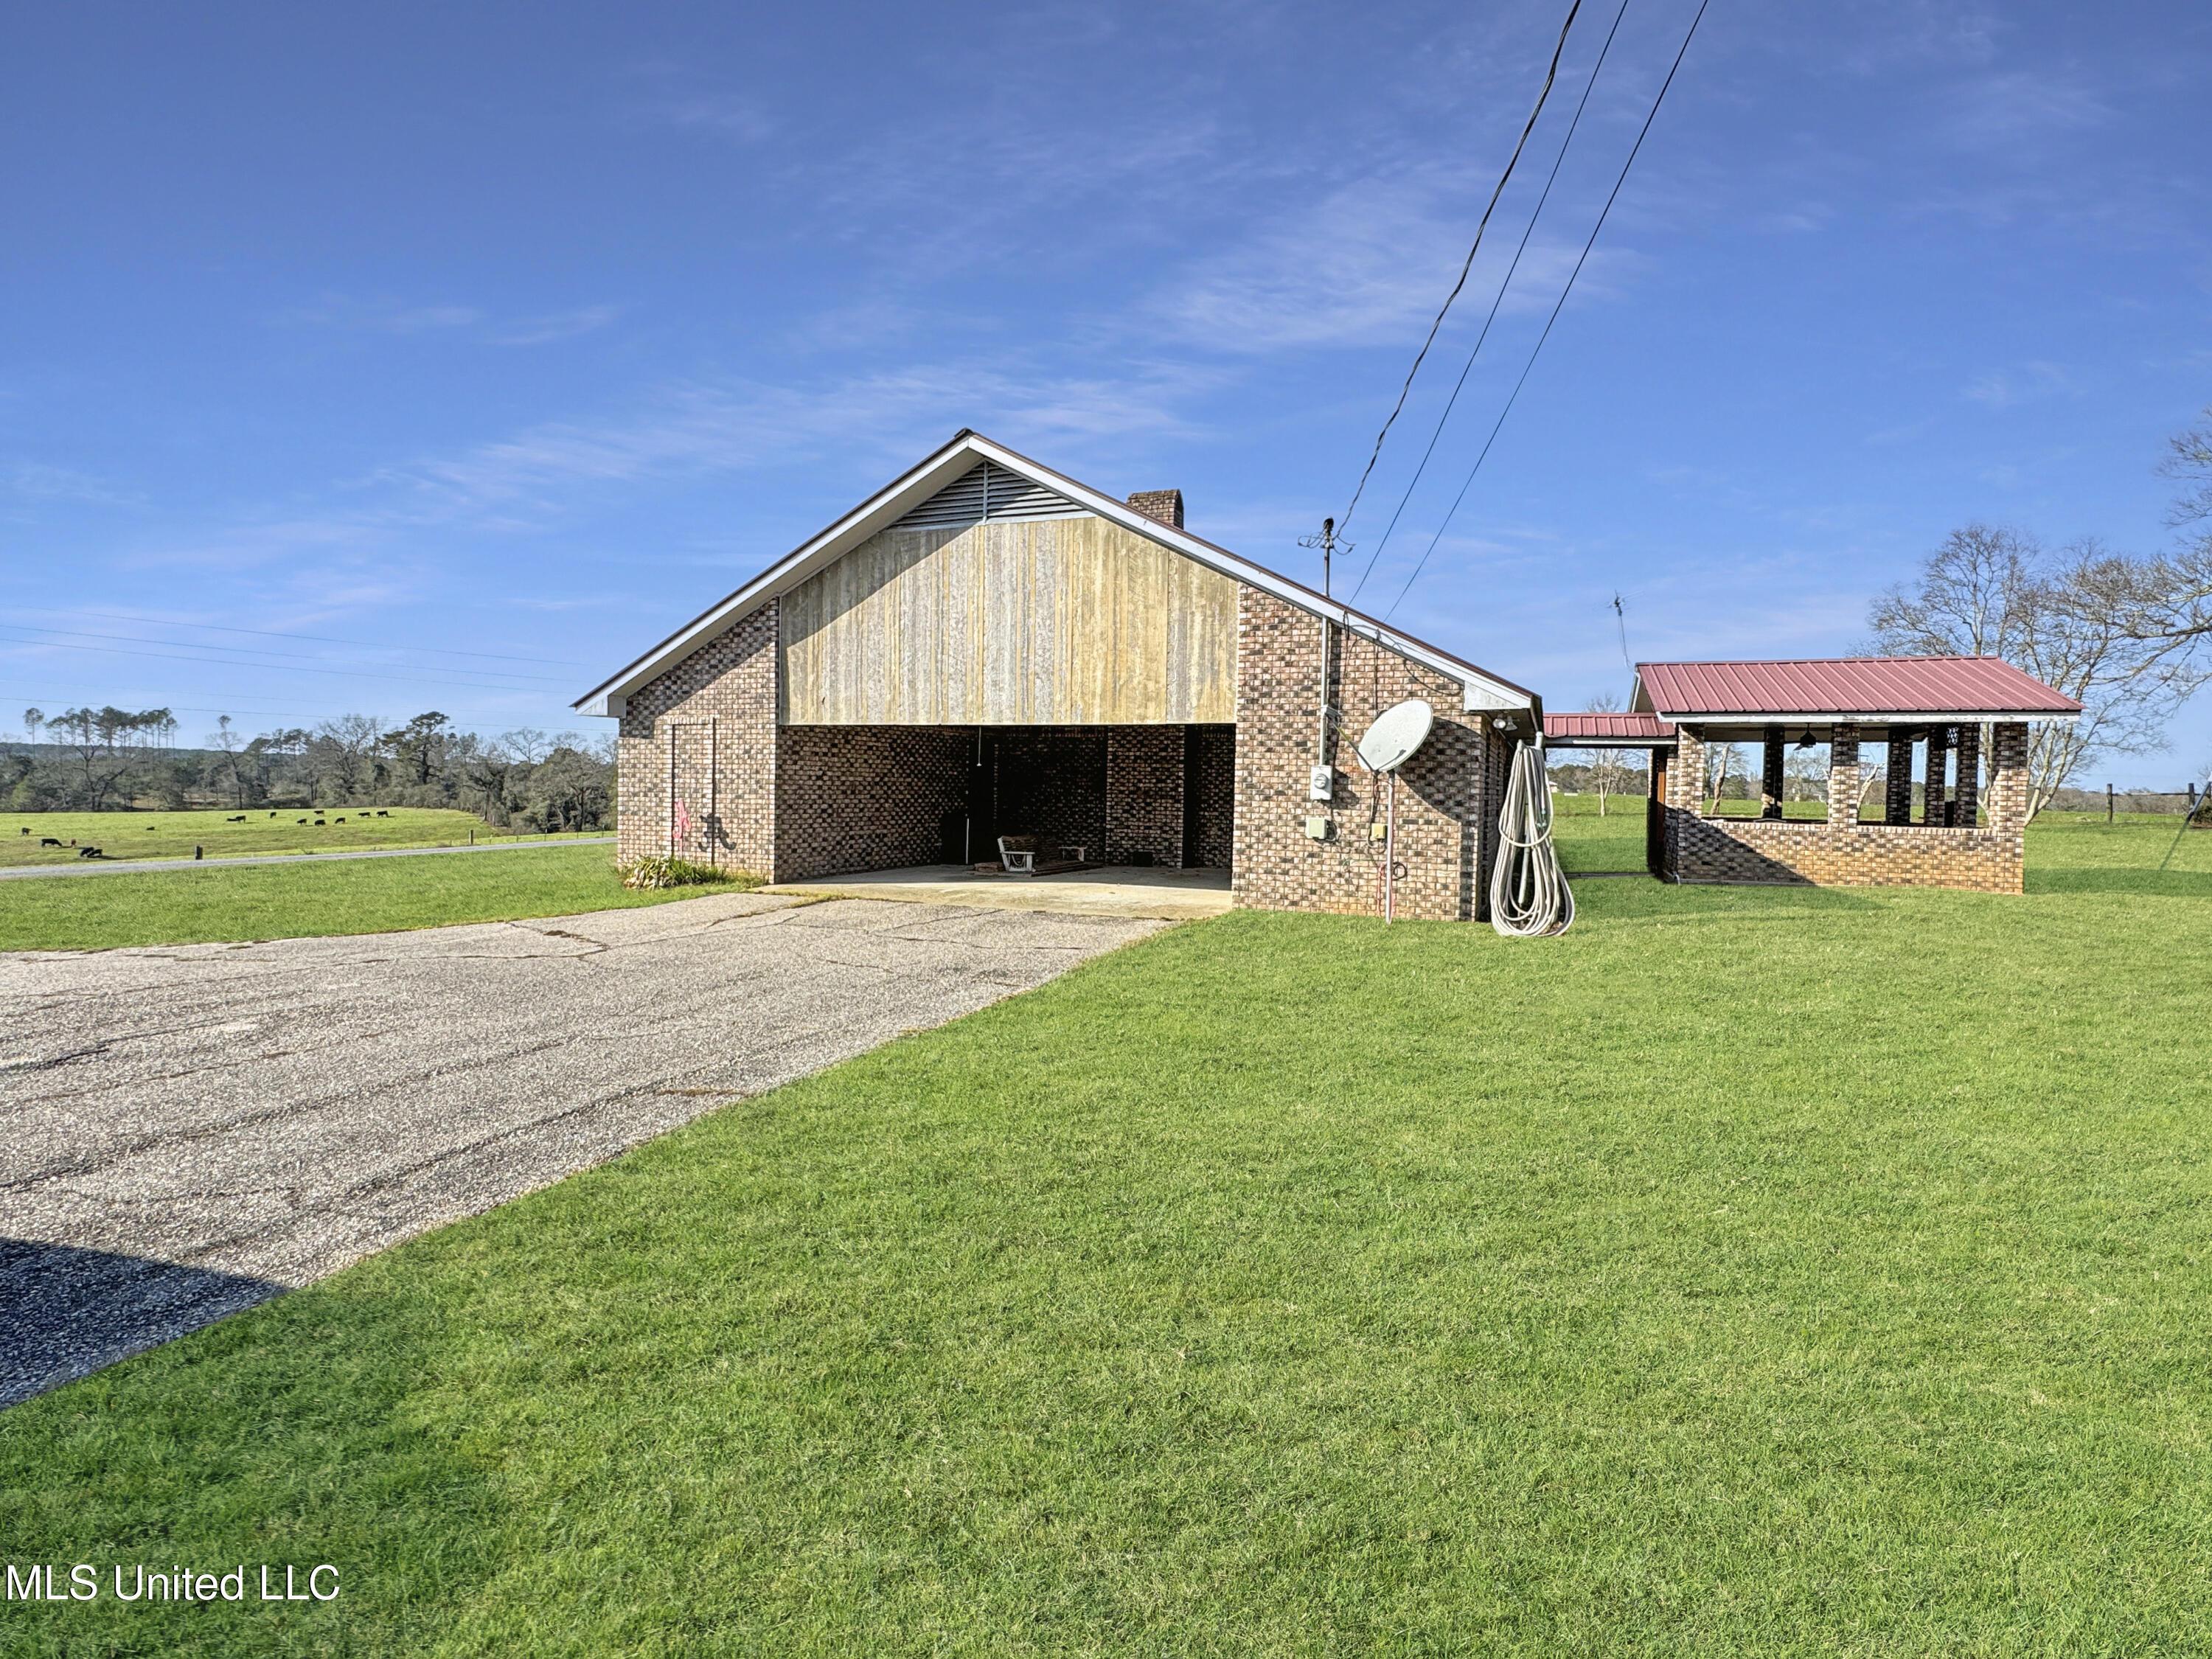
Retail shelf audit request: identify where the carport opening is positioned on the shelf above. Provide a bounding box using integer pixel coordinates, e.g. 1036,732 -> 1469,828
776,723 -> 1234,885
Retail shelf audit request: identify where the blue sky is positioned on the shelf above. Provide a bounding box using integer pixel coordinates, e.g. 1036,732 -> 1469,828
5,1 -> 2209,779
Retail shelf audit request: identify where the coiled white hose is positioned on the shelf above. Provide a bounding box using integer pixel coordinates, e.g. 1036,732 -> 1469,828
1491,741 -> 1575,938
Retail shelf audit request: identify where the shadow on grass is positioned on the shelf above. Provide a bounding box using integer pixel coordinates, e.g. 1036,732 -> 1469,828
2030,867 -> 2212,897
0,1239 -> 284,1409
1573,877 -> 1882,922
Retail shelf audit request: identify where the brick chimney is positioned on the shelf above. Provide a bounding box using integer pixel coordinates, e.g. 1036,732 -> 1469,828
1126,489 -> 1183,529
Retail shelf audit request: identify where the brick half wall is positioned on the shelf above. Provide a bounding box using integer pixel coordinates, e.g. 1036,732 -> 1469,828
1663,721 -> 2028,893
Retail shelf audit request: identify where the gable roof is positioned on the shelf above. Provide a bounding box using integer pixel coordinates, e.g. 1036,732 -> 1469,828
572,430 -> 1537,719
1632,656 -> 2081,721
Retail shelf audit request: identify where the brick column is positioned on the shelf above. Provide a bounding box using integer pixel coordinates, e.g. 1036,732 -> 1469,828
1761,726 -> 1785,819
1924,726 -> 1951,825
1986,723 -> 2030,833
1666,726 -> 1706,876
1954,724 -> 1982,827
1885,732 -> 1915,824
1828,725 -> 1861,827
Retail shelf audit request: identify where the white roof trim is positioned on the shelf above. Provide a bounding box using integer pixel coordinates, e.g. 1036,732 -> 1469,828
573,431 -> 1537,720
1660,709 -> 2081,725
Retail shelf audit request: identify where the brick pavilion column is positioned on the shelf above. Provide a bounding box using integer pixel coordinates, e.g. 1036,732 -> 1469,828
1666,726 -> 1706,876
1761,726 -> 1785,819
1924,725 -> 1951,824
1828,725 -> 1861,827
1885,732 -> 1915,824
1986,723 -> 2031,832
1954,724 -> 1982,827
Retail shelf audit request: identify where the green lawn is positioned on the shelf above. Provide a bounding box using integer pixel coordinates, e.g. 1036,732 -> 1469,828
0,843 -> 723,952
4,816 -> 2212,1652
0,805 -> 601,869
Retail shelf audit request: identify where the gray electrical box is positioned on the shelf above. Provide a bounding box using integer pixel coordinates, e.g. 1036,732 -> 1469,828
1309,763 -> 1333,801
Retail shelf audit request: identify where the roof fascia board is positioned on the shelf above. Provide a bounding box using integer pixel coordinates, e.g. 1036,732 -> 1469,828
574,430 -> 1537,718
1662,709 -> 2081,724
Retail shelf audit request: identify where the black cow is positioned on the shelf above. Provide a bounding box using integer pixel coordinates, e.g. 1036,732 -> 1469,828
79,846 -> 102,859
39,837 -> 61,847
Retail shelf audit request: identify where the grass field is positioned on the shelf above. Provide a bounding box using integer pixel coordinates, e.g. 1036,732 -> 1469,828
4,815 -> 2212,1652
0,842 -> 728,952
0,805 -> 601,869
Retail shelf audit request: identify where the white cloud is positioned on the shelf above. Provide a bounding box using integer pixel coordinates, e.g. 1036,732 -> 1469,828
277,295 -> 620,347
1150,172 -> 1640,352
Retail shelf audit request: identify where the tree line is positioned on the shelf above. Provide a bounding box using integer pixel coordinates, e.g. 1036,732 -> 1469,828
3,708 -> 615,832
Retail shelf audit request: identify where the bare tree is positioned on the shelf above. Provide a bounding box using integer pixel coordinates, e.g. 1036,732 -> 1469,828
309,714 -> 386,801
1704,743 -> 1742,815
1582,692 -> 1632,816
22,707 -> 44,748
498,727 -> 552,765
1870,525 -> 2176,820
1783,744 -> 1829,804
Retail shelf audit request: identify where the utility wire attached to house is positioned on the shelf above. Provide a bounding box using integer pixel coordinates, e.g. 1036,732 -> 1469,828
1613,592 -> 1632,675
1345,0 -> 1632,607
1335,0 -> 1586,540
1382,0 -> 1711,625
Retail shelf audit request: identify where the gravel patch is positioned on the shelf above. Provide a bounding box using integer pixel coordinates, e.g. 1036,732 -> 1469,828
0,893 -> 1166,1405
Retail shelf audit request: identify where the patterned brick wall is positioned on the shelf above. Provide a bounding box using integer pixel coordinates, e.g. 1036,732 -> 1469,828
1106,726 -> 1184,866
992,726 -> 1108,858
774,725 -> 971,880
1185,724 -> 1235,869
1664,720 -> 2028,892
1231,587 -> 1497,920
616,600 -> 778,874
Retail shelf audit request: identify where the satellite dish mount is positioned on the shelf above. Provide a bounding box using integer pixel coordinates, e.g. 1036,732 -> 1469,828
1355,699 -> 1434,924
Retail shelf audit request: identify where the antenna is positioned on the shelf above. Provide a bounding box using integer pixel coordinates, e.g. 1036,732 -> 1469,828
1613,592 -> 1632,676
1298,516 -> 1350,599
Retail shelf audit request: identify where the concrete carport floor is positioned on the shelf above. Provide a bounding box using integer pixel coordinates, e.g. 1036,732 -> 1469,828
0,891 -> 1166,1407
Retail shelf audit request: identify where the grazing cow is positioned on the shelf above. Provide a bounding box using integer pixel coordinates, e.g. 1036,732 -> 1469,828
79,846 -> 102,859
334,816 -> 345,824
226,815 -> 246,823
376,809 -> 389,817
39,837 -> 61,847
268,811 -> 277,818
297,818 -> 308,824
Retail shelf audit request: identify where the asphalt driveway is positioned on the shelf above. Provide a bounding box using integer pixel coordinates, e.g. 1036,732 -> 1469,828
0,893 -> 1166,1406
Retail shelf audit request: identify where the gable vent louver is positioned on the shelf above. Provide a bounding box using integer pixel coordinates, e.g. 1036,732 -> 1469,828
892,462 -> 1088,532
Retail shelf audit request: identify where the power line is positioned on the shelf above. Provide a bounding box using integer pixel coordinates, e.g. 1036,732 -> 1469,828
1346,0 -> 1632,605
1337,0 -> 1586,538
1384,0 -> 1711,623
0,605 -> 584,668
0,622 -> 572,684
0,630 -> 573,696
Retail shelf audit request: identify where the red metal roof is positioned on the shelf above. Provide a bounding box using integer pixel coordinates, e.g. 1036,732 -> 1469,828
1635,656 -> 2080,718
1544,710 -> 1677,745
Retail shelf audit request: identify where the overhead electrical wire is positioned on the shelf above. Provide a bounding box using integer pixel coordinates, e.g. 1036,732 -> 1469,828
1346,0 -> 1632,605
1,605 -> 583,668
0,630 -> 578,697
0,622 -> 571,684
1384,0 -> 1711,624
1336,0 -> 1586,538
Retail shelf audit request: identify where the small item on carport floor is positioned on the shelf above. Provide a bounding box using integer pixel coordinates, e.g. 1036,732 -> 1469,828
982,834 -> 1091,877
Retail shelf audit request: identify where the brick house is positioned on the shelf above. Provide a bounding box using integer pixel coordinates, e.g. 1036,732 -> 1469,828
1545,657 -> 2081,893
573,431 -> 1542,921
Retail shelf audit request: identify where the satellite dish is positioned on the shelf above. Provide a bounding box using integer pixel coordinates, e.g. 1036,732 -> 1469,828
1357,698 -> 1434,773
